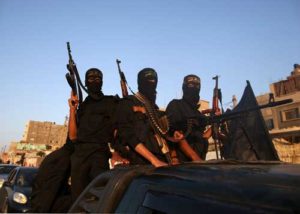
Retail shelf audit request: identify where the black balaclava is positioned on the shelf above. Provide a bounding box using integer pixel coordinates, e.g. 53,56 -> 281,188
85,68 -> 103,97
182,74 -> 201,107
137,68 -> 158,103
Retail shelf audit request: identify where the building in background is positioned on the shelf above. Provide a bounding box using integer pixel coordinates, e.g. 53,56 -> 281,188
22,120 -> 68,149
257,64 -> 300,163
199,100 -> 209,111
269,65 -> 300,131
257,64 -> 300,141
1,119 -> 68,166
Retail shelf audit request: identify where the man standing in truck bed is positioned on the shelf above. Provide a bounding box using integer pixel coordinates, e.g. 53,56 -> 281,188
115,68 -> 170,167
166,75 -> 209,161
68,68 -> 119,201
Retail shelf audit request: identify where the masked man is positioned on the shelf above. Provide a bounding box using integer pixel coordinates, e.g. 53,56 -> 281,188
166,75 -> 209,161
116,68 -> 170,167
68,68 -> 119,201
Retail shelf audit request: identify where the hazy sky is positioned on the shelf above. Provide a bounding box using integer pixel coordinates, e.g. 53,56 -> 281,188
0,0 -> 299,148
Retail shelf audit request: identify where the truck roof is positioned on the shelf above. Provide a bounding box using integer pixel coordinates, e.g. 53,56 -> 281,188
69,161 -> 300,213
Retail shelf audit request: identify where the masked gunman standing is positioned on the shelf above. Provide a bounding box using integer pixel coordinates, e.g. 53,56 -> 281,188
116,68 -> 171,167
68,68 -> 119,201
166,75 -> 209,161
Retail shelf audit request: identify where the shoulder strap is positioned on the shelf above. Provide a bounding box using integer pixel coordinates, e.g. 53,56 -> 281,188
134,92 -> 169,136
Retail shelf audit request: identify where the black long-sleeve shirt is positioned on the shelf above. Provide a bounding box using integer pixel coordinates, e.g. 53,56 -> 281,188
76,95 -> 119,151
166,98 -> 208,160
116,95 -> 166,164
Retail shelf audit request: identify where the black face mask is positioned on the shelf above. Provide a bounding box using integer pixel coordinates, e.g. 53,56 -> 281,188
182,75 -> 201,107
85,69 -> 103,96
138,68 -> 157,103
87,81 -> 102,94
183,87 -> 200,107
139,83 -> 157,103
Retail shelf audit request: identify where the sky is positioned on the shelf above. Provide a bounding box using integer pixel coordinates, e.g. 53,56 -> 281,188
0,0 -> 299,149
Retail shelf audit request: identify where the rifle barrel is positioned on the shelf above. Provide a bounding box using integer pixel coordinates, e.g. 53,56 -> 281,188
116,59 -> 123,78
211,98 -> 293,123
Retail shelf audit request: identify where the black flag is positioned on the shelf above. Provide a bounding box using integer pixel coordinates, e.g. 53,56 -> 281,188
223,81 -> 279,161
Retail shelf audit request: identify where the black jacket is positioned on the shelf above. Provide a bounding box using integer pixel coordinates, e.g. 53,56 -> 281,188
116,95 -> 166,164
166,98 -> 208,160
76,95 -> 119,151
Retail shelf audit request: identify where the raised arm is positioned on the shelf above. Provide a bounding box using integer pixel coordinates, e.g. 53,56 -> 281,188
68,92 -> 79,141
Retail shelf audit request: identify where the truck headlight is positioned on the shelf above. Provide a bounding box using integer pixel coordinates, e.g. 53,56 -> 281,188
13,192 -> 27,204
0,179 -> 4,188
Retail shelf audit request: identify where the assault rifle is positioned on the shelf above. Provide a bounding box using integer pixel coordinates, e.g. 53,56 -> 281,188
198,76 -> 223,159
211,75 -> 223,159
65,42 -> 88,104
116,59 -> 128,97
183,97 -> 292,150
209,97 -> 293,124
66,42 -> 78,97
